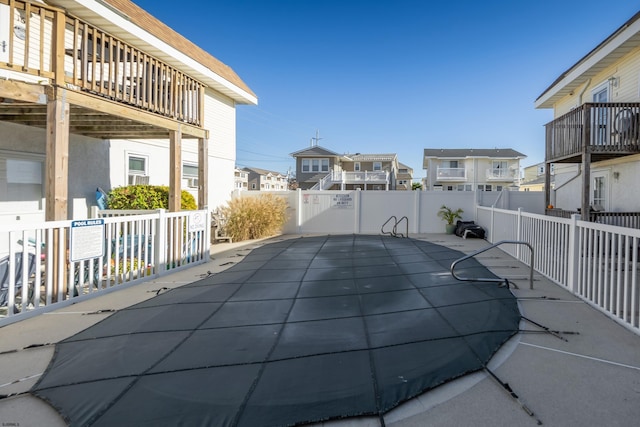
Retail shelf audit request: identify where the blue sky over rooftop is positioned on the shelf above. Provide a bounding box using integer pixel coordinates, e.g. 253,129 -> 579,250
133,0 -> 640,177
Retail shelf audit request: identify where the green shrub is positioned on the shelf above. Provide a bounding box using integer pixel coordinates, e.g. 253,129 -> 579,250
219,194 -> 288,242
107,185 -> 197,210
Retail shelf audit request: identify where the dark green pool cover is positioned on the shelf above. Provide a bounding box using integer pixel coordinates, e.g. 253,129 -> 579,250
31,235 -> 520,426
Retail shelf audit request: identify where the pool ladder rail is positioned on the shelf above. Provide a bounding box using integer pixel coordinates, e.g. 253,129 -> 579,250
450,240 -> 535,290
381,216 -> 408,238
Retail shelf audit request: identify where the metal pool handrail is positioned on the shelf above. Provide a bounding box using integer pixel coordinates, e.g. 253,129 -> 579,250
381,216 -> 408,238
450,240 -> 534,289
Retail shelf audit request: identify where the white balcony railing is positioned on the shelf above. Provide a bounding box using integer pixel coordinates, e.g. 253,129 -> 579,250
311,170 -> 390,190
486,168 -> 518,181
436,168 -> 466,180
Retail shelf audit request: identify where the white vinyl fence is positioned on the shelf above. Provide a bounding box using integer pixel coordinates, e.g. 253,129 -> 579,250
477,206 -> 639,334
232,189 -> 544,235
0,209 -> 209,325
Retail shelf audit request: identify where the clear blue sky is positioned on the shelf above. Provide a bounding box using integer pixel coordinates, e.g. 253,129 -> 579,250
133,0 -> 639,179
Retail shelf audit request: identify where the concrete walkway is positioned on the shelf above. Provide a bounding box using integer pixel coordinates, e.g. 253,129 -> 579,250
1,234 -> 639,427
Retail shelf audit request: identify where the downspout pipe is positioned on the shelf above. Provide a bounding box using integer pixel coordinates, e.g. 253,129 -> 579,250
578,78 -> 591,105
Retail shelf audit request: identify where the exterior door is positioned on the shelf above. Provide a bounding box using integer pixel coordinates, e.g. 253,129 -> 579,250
591,172 -> 608,211
592,83 -> 609,146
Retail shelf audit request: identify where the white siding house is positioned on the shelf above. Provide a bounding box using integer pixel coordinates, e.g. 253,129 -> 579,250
536,11 -> 640,217
422,148 -> 526,192
0,0 -> 256,223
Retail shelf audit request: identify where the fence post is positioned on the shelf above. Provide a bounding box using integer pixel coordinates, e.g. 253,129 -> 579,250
414,190 -> 420,234
354,189 -> 361,234
204,207 -> 211,260
566,214 -> 580,293
156,209 -> 167,275
489,205 -> 495,243
296,188 -> 302,234
516,208 -> 522,259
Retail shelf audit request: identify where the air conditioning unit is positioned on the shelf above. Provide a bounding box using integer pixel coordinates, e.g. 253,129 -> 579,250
128,175 -> 149,185
187,178 -> 199,188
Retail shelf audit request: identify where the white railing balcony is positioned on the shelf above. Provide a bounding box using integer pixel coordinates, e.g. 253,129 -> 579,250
436,168 -> 466,181
341,171 -> 389,183
486,168 -> 518,181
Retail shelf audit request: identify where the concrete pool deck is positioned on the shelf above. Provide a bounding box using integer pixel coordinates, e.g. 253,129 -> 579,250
1,234 -> 639,427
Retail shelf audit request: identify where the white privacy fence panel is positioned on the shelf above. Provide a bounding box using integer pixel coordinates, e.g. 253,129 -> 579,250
232,189 -> 482,235
0,209 -> 209,325
477,206 -> 640,334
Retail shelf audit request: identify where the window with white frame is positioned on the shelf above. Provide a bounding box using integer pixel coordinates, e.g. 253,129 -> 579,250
492,161 -> 508,178
592,175 -> 607,209
183,163 -> 198,188
354,162 -> 361,171
5,157 -> 44,202
443,160 -> 459,168
302,158 -> 329,173
373,162 -> 382,171
127,154 -> 149,185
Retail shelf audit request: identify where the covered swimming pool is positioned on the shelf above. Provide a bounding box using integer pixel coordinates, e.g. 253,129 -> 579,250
31,235 -> 520,426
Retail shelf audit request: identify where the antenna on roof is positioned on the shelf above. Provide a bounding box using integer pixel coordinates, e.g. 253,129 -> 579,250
311,129 -> 322,147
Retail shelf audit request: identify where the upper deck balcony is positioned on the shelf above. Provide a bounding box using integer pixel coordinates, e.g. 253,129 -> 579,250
485,168 -> 518,181
436,167 -> 466,181
0,0 -> 204,137
545,102 -> 640,164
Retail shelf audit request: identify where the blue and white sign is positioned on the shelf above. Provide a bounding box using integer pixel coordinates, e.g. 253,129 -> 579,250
70,219 -> 105,262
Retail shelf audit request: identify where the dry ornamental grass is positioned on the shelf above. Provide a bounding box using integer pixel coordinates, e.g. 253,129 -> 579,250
219,194 -> 289,242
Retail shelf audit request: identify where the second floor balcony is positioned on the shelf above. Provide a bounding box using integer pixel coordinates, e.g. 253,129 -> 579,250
486,168 -> 518,181
0,0 -> 204,136
436,167 -> 466,181
545,102 -> 640,164
313,169 -> 390,190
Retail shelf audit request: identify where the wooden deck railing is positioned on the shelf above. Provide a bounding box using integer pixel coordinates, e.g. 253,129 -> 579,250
0,0 -> 203,126
545,103 -> 640,162
546,208 -> 640,229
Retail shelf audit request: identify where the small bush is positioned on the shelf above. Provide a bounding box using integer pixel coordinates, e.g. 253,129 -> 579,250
107,185 -> 197,210
219,194 -> 288,242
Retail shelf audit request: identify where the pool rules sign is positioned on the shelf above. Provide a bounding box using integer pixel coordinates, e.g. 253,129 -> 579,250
70,219 -> 105,262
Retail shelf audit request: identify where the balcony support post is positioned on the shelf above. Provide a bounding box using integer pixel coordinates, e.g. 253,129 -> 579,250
581,104 -> 592,221
169,128 -> 182,212
45,87 -> 70,221
545,161 -> 551,208
198,137 -> 208,210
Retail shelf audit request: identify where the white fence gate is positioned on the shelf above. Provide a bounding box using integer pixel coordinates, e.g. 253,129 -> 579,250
0,209 -> 209,325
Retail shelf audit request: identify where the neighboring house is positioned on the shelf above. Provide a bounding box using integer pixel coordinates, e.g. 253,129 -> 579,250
234,168 -> 249,192
535,11 -> 640,216
0,0 -> 256,222
243,167 -> 288,191
290,145 -> 403,190
422,148 -> 526,191
520,162 -> 555,192
396,163 -> 414,191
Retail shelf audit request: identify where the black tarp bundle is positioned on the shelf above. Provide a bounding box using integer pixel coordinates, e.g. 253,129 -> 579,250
31,235 -> 520,426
